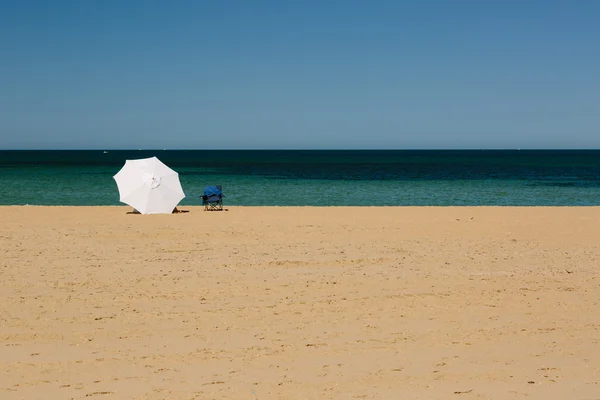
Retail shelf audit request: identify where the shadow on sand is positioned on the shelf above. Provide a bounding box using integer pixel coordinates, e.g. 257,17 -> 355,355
126,209 -> 190,215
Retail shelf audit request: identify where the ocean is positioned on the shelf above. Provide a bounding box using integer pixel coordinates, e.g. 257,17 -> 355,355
1,150 -> 599,206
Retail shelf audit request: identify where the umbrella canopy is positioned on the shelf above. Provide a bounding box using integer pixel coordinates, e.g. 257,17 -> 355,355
113,156 -> 185,214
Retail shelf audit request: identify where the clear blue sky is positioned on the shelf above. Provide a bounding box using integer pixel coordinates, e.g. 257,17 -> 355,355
1,0 -> 599,149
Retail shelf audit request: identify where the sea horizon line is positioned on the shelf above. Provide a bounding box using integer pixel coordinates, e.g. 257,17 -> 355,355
2,148 -> 600,152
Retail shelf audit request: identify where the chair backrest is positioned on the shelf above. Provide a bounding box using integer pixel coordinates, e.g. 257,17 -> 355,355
204,186 -> 222,195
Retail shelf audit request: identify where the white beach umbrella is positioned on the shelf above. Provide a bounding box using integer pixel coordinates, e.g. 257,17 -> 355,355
113,156 -> 185,214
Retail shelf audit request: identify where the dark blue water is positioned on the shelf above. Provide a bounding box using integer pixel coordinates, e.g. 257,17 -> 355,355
1,150 -> 599,206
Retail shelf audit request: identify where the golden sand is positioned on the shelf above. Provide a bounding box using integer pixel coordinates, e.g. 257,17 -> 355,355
1,206 -> 600,399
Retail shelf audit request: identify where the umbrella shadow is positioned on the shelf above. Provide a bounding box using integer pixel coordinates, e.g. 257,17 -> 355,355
125,208 -> 189,214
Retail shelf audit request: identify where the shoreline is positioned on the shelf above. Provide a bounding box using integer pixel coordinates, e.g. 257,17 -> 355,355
3,205 -> 600,208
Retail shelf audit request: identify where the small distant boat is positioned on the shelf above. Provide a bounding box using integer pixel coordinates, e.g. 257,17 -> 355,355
103,151 -> 109,154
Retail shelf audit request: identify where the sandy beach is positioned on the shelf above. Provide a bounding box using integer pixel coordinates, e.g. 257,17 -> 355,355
1,206 -> 600,399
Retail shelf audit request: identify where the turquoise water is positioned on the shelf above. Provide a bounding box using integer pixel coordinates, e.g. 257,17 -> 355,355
1,150 -> 599,206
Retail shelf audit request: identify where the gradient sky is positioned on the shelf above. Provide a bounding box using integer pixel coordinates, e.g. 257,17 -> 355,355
1,0 -> 599,149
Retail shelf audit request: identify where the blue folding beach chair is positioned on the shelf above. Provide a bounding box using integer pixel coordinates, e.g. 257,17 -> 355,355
202,185 -> 223,211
